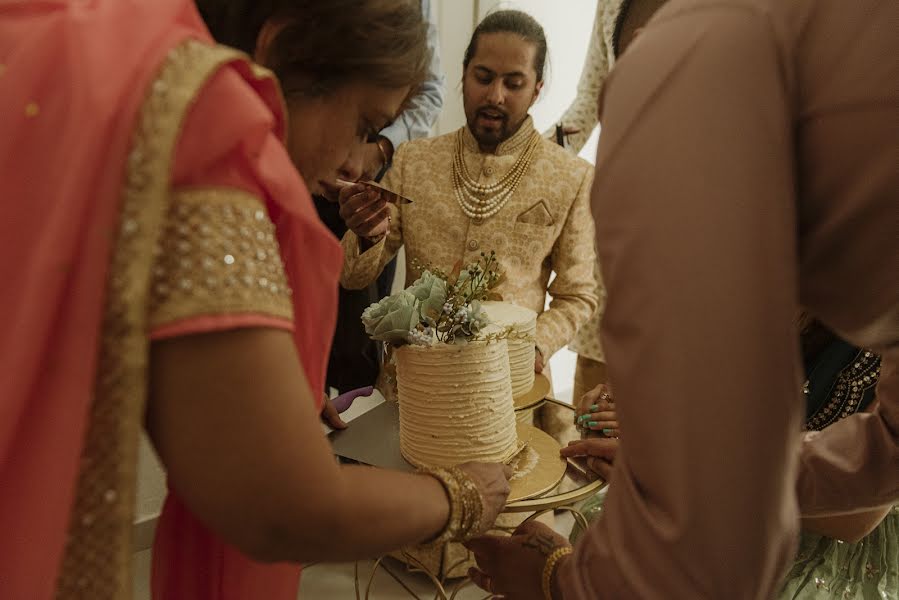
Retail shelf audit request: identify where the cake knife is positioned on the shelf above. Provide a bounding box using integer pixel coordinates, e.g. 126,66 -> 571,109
335,178 -> 414,205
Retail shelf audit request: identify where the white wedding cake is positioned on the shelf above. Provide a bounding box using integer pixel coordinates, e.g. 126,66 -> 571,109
394,338 -> 518,468
481,301 -> 538,398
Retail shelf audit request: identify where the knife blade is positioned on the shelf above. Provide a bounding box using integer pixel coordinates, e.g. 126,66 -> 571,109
335,178 -> 414,205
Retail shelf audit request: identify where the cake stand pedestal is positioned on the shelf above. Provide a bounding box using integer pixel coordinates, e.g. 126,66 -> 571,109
328,398 -> 604,599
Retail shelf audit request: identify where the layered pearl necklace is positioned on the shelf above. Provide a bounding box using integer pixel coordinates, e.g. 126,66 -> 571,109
452,129 -> 541,222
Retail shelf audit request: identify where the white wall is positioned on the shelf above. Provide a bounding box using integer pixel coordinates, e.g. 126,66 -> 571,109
432,0 -> 477,136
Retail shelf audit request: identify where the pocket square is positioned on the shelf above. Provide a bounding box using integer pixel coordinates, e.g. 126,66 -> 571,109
516,200 -> 555,226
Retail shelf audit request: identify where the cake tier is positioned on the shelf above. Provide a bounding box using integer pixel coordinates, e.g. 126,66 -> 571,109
480,301 -> 537,398
395,339 -> 517,468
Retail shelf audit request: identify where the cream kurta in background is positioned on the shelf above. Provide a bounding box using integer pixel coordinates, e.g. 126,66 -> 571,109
550,0 -> 665,365
551,0 -> 620,364
340,116 -> 598,359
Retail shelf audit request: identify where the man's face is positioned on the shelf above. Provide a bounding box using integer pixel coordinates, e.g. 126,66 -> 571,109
462,32 -> 543,152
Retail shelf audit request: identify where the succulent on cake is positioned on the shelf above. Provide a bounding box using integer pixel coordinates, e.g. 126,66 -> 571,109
362,251 -> 505,346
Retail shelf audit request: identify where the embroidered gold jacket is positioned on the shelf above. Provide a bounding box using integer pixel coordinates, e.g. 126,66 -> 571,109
340,117 -> 599,359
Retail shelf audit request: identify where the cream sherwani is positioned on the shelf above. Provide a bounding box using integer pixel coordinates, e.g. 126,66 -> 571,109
340,117 -> 598,360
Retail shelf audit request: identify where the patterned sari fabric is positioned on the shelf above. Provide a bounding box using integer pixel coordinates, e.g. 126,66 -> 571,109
780,507 -> 898,600
0,1 -> 340,598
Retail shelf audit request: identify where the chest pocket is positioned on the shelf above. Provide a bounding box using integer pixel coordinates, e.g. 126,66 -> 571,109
516,200 -> 555,226
512,200 -> 558,258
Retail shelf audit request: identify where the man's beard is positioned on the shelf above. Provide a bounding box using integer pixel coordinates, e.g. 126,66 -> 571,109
469,106 -> 513,148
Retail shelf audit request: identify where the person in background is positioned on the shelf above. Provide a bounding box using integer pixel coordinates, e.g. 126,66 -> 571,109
465,0 -> 898,597
337,10 -> 599,407
565,320 -> 896,600
547,0 -> 668,401
313,0 -> 445,396
0,1 -> 511,599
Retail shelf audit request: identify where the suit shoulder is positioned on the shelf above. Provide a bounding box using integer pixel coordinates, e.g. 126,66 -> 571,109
537,137 -> 593,175
394,130 -> 454,161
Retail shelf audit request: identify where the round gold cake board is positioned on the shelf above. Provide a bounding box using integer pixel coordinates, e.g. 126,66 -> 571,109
507,423 -> 566,503
513,372 -> 550,411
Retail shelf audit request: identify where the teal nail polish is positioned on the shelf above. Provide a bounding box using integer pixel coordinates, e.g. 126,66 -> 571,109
588,421 -> 598,428
589,404 -> 599,412
577,414 -> 589,423
602,428 -> 613,436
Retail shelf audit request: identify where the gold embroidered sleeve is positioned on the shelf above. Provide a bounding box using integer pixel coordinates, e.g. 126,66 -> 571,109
148,188 -> 293,329
537,162 -> 599,359
340,146 -> 406,290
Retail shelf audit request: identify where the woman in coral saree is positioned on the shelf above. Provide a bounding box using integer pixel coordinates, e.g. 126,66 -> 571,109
0,1 -> 510,598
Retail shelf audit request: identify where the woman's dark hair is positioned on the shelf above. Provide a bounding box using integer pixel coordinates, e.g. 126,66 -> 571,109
462,9 -> 547,82
197,0 -> 429,98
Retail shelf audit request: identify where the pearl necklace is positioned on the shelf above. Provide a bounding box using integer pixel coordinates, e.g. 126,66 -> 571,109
452,130 -> 540,221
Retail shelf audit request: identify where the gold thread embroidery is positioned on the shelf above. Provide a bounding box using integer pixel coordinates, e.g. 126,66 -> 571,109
149,188 -> 293,329
806,350 -> 881,431
55,41 -> 251,599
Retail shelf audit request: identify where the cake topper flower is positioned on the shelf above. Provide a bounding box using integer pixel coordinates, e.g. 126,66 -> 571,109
362,251 -> 505,346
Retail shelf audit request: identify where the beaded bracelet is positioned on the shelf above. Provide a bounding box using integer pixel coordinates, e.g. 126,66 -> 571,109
417,466 -> 484,545
541,546 -> 573,600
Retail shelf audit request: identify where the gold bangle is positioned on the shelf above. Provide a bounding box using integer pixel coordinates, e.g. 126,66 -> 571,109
375,136 -> 391,168
417,466 -> 484,545
451,466 -> 484,539
541,546 -> 573,600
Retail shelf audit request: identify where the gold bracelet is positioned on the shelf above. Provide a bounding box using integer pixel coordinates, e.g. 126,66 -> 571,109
417,466 -> 484,545
451,466 -> 484,539
541,546 -> 573,600
375,136 -> 392,168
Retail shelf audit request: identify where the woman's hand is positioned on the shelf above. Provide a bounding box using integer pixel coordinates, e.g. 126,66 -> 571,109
319,395 -> 347,430
560,438 -> 618,480
466,520 -> 571,599
575,383 -> 618,435
337,182 -> 390,241
457,462 -> 513,531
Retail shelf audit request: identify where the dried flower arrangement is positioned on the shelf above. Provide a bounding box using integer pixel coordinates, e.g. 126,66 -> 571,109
362,251 -> 507,346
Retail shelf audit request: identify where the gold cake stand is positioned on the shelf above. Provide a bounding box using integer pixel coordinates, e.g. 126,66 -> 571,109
328,397 -> 605,598
513,372 -> 551,412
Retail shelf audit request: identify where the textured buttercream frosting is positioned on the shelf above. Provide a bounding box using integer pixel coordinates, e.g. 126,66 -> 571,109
480,301 -> 538,398
395,339 -> 517,468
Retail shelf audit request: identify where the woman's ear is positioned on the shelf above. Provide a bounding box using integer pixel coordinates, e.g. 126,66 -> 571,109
254,19 -> 283,65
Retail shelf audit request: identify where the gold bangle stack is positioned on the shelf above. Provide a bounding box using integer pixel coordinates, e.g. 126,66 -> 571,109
541,546 -> 573,600
418,466 -> 484,545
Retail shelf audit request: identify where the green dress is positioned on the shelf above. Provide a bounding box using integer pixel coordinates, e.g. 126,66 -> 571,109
571,328 -> 897,599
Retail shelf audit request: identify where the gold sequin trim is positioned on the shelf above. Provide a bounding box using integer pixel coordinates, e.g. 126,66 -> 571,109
55,41 -> 250,599
806,350 -> 881,431
149,188 -> 293,329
